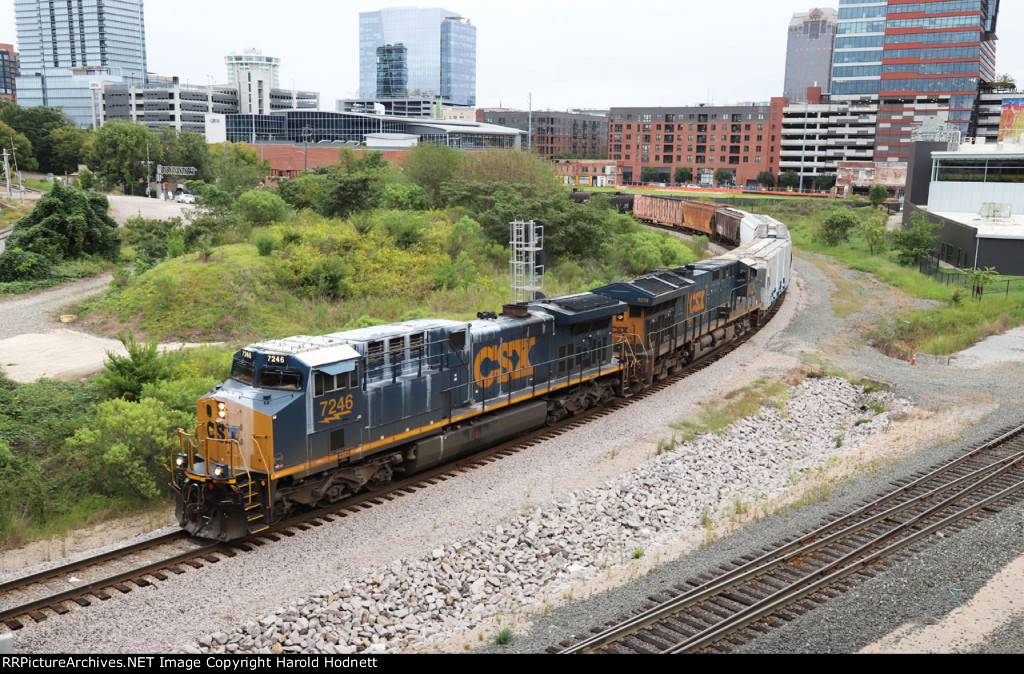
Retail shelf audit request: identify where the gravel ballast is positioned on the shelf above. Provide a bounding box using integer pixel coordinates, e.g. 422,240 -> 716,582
178,377 -> 907,654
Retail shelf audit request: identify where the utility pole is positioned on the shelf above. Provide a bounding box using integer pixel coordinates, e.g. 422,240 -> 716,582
2,149 -> 11,201
528,94 -> 533,154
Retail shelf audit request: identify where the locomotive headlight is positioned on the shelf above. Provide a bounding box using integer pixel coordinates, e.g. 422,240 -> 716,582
175,454 -> 188,468
217,402 -> 227,419
212,463 -> 229,479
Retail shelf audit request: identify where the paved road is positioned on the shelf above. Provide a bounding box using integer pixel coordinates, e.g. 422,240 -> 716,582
106,195 -> 193,225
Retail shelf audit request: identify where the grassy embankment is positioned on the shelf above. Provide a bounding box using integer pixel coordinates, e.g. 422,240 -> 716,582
758,200 -> 1024,358
84,208 -> 704,343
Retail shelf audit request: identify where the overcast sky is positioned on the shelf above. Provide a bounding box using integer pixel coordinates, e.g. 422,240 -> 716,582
3,1 -> 1022,111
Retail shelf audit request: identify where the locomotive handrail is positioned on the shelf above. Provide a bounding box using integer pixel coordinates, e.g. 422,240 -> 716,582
251,435 -> 272,511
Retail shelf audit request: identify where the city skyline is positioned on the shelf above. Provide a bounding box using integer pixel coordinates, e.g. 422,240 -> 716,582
2,1 -> 1022,115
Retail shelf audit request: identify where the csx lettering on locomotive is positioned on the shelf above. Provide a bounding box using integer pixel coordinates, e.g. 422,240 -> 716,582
474,337 -> 537,389
688,291 -> 707,316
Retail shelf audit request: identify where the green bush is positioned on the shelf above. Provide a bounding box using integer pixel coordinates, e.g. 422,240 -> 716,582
816,211 -> 859,247
0,247 -> 53,282
140,377 -> 219,415
2,183 -> 120,267
891,213 -> 941,266
65,397 -> 192,501
237,190 -> 289,226
97,333 -> 170,402
255,232 -> 276,257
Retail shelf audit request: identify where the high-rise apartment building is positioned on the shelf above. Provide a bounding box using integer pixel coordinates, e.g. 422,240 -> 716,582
0,44 -> 18,101
608,101 -> 785,187
14,0 -> 147,127
227,49 -> 280,116
783,8 -> 838,103
359,8 -> 476,106
832,0 -> 1000,162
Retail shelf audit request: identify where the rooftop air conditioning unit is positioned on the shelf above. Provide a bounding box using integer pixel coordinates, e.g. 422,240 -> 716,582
979,203 -> 1012,219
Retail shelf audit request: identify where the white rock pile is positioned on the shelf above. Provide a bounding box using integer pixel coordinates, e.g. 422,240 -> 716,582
182,376 -> 907,655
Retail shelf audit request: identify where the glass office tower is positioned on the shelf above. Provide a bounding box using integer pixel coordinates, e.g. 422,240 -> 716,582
360,8 -> 477,106
832,0 -> 1000,161
784,8 -> 838,103
14,0 -> 147,127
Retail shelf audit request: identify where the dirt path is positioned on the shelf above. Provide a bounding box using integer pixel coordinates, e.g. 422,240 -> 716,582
0,274 -> 113,341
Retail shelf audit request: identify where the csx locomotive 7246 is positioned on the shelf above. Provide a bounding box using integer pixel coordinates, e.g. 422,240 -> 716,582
173,214 -> 791,541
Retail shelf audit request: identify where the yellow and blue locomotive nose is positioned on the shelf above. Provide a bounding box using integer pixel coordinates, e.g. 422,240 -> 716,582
176,395 -> 278,539
189,396 -> 276,480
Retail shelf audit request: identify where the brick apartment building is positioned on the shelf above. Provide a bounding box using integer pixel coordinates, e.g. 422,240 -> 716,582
608,101 -> 785,187
0,43 -> 18,102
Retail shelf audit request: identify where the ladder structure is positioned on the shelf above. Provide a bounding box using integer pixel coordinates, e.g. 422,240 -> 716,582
510,220 -> 545,304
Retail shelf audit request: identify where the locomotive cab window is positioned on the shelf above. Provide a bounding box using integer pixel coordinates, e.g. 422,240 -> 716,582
259,369 -> 303,391
231,359 -> 255,386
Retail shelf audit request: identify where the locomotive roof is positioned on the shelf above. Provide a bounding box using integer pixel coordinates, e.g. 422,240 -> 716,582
247,335 -> 363,368
591,268 -> 697,305
248,319 -> 467,367
527,293 -> 627,325
324,319 -> 468,345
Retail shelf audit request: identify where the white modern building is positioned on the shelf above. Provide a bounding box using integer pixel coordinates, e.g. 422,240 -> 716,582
227,49 -> 280,116
98,50 -> 319,134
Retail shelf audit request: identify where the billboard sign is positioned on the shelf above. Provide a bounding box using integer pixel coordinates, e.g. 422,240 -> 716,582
999,98 -> 1024,143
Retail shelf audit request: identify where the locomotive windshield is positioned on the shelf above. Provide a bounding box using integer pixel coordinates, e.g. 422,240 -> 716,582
230,359 -> 255,386
259,368 -> 303,391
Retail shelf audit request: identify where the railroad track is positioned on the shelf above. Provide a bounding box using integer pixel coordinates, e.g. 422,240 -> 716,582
0,294 -> 788,634
554,423 -> 1024,654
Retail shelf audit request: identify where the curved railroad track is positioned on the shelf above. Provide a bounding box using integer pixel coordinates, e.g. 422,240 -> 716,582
554,423 -> 1024,654
0,293 -> 788,634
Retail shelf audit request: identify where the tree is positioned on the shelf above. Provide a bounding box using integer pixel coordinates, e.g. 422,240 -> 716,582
757,171 -> 776,190
989,74 -> 1016,89
0,120 -> 38,172
158,128 -> 211,182
96,332 -> 169,402
891,212 -> 941,266
207,142 -> 269,198
460,151 -> 559,195
968,266 -> 1000,299
88,120 -> 163,193
674,167 -> 693,185
859,216 -> 888,255
2,183 -> 120,266
817,210 -> 859,247
48,126 -> 93,175
402,142 -> 464,205
869,184 -> 889,209
815,173 -> 837,192
640,167 -> 661,184
319,174 -> 383,218
778,171 -> 800,191
714,169 -> 734,187
0,101 -> 74,173
236,190 -> 290,225
65,397 -> 191,501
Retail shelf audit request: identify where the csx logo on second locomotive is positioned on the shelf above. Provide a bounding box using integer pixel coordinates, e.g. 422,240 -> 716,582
474,337 -> 537,389
688,291 -> 707,316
